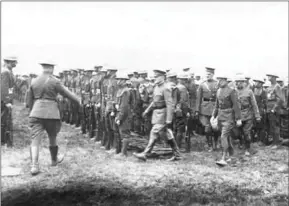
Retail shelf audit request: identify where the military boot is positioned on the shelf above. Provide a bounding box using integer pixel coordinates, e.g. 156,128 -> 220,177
167,138 -> 182,161
30,146 -> 40,175
176,133 -> 183,149
115,139 -> 129,159
49,146 -> 64,166
206,134 -> 213,152
133,137 -> 157,161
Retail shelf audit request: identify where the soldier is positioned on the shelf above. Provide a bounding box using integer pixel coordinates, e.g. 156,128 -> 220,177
245,76 -> 254,90
90,66 -> 103,142
69,69 -> 79,127
280,79 -> 289,139
130,71 -> 142,134
213,75 -> 242,166
27,61 -> 80,175
138,71 -> 148,84
62,70 -> 70,123
114,73 -> 132,157
138,71 -> 150,135
196,67 -> 219,151
133,69 -> 182,162
277,78 -> 284,88
266,73 -> 284,149
186,72 -> 198,136
57,72 -> 65,121
175,73 -> 191,150
76,69 -> 84,128
128,72 -> 133,80
1,56 -> 18,147
104,68 -> 118,153
235,75 -> 261,155
252,77 -> 268,144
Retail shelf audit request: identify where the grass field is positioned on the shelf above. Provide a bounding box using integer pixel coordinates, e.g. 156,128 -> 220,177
1,102 -> 288,206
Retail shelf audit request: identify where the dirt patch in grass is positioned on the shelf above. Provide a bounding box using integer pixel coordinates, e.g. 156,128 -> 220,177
1,102 -> 289,205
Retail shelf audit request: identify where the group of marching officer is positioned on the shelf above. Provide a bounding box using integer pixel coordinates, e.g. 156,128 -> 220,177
1,57 -> 288,175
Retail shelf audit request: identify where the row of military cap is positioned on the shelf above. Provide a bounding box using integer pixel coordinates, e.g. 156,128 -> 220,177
5,57 -> 286,85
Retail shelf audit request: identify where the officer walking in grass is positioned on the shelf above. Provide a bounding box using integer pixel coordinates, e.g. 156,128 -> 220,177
27,61 -> 80,175
212,74 -> 242,166
133,69 -> 182,162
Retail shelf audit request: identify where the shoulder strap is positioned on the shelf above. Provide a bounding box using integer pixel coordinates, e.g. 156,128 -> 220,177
203,81 -> 211,92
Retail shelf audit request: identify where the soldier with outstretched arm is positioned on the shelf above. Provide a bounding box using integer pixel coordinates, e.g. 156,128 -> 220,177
27,61 -> 80,176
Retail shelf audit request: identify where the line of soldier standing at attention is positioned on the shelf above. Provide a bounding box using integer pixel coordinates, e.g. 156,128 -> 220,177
2,57 -> 288,174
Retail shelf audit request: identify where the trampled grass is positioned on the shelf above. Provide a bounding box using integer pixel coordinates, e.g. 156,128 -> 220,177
1,102 -> 288,206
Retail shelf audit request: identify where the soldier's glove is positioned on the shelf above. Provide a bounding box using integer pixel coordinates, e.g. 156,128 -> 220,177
111,112 -> 115,117
270,109 -> 275,114
96,103 -> 101,108
195,111 -> 199,119
6,103 -> 12,108
236,119 -> 242,127
186,112 -> 190,118
166,123 -> 173,130
115,119 -> 120,125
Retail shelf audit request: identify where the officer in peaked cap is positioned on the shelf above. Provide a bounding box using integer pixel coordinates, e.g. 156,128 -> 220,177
196,67 -> 219,152
27,59 -> 80,175
133,67 -> 182,162
213,73 -> 241,166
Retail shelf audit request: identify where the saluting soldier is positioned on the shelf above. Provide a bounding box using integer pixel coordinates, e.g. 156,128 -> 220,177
1,56 -> 18,147
196,67 -> 219,151
235,75 -> 261,155
27,61 -> 80,175
133,69 -> 182,162
114,73 -> 132,157
175,73 -> 191,149
252,77 -> 268,144
266,73 -> 284,149
212,74 -> 242,166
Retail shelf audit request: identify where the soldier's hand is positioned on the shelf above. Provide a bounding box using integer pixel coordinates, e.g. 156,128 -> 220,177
236,120 -> 242,127
6,103 -> 12,108
195,111 -> 199,119
186,112 -> 190,118
116,119 -> 120,125
111,112 -> 115,117
96,103 -> 101,108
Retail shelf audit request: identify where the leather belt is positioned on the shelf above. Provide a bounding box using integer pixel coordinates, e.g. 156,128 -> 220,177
203,98 -> 216,102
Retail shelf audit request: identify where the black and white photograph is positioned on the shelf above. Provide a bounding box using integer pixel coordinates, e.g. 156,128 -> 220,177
1,1 -> 288,205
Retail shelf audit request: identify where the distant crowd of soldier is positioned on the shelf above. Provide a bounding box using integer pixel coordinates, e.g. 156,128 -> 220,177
2,56 -> 288,174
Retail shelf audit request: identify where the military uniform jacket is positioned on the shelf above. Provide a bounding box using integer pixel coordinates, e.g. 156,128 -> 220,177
213,85 -> 241,122
253,87 -> 267,116
237,88 -> 261,121
1,67 -> 14,104
115,87 -> 131,126
176,83 -> 190,115
105,76 -> 118,113
145,80 -> 174,124
81,76 -> 92,104
266,83 -> 284,113
90,74 -> 102,103
28,74 -> 79,119
187,80 -> 197,113
196,79 -> 218,116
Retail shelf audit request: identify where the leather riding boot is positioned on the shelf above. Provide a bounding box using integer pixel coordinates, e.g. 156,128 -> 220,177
133,137 -> 157,161
206,134 -> 213,152
121,139 -> 129,156
167,139 -> 182,161
49,146 -> 64,166
30,146 -> 40,175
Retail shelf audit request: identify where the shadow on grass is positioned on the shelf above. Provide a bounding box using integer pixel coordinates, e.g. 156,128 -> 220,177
2,177 -> 288,206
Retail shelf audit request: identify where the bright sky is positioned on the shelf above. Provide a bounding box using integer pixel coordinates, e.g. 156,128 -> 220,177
2,2 -> 288,79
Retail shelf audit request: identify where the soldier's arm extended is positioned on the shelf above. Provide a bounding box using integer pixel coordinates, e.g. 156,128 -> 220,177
56,81 -> 80,106
231,89 -> 241,121
1,71 -> 11,103
164,85 -> 174,124
195,84 -> 202,112
249,90 -> 261,119
116,90 -> 130,123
